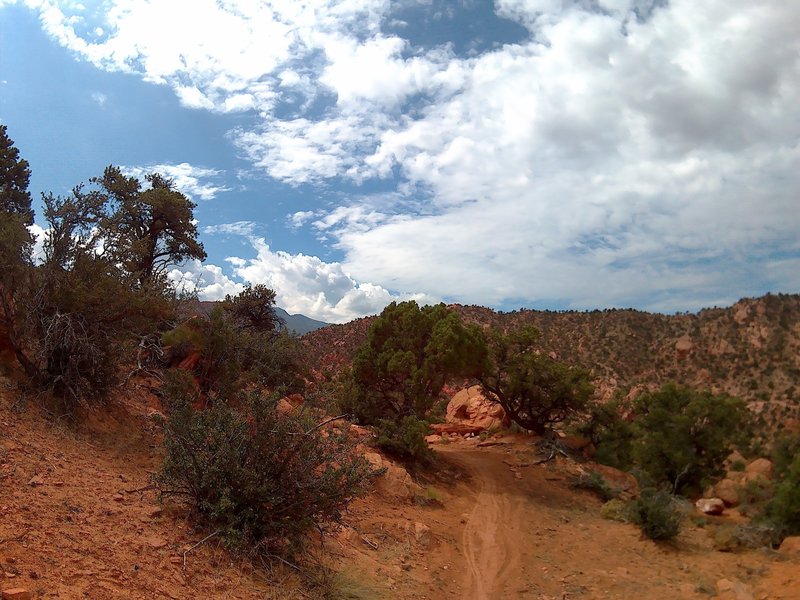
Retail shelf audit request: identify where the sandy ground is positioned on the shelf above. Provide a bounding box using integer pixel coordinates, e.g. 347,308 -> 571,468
2,381 -> 799,599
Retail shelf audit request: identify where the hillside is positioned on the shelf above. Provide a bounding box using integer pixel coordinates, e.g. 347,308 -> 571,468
303,293 -> 800,427
3,383 -> 799,600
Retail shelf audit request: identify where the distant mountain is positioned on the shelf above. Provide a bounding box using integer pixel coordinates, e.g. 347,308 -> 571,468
274,307 -> 328,335
195,301 -> 329,335
302,293 -> 800,432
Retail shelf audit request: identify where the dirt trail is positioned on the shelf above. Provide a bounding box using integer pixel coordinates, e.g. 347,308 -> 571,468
434,441 -> 800,600
441,447 -> 533,599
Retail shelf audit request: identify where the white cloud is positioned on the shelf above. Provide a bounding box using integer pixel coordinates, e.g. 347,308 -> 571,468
123,162 -> 230,201
27,223 -> 48,264
90,91 -> 107,106
225,237 -> 437,323
288,211 -> 316,229
203,221 -> 257,237
167,260 -> 243,301
17,0 -> 800,314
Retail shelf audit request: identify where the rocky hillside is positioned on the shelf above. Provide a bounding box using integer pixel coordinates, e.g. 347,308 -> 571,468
303,293 -> 800,428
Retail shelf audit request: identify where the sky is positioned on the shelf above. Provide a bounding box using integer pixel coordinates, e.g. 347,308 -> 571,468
0,0 -> 798,324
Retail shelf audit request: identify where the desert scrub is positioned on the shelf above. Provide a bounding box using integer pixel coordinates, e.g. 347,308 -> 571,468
374,415 -> 432,464
766,451 -> 800,537
600,499 -> 629,522
571,471 -> 619,502
629,488 -> 682,541
154,372 -> 375,552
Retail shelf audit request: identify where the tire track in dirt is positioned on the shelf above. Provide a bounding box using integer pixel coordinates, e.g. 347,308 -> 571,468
446,449 -> 526,600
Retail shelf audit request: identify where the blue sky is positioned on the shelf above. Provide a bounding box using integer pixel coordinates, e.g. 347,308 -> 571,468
1,0 -> 798,323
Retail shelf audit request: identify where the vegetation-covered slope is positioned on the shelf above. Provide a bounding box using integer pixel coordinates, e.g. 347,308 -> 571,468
304,294 -> 800,428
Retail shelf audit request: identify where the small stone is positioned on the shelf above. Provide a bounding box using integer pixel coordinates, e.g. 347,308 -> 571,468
27,476 -> 44,487
716,578 -> 754,600
112,493 -> 124,502
1,589 -> 32,600
148,507 -> 164,518
169,556 -> 182,565
144,536 -> 168,549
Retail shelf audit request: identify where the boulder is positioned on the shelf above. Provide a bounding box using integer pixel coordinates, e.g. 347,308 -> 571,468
695,498 -> 725,516
364,452 -> 419,500
445,386 -> 508,432
588,464 -> 638,500
715,578 -> 753,600
743,458 -> 773,483
714,479 -> 740,507
778,536 -> 800,555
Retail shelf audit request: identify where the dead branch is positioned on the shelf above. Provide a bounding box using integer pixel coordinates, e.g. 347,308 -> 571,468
183,529 -> 221,566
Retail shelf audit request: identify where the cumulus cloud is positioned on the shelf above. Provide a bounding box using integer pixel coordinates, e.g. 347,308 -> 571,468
225,237 -> 437,323
16,0 -> 800,313
167,260 -> 244,301
123,162 -> 230,200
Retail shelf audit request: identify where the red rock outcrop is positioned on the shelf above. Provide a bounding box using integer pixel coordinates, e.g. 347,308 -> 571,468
445,385 -> 508,433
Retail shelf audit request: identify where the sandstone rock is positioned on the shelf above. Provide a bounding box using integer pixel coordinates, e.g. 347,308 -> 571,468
276,398 -> 295,415
424,434 -> 441,444
364,452 -> 383,469
112,493 -> 125,502
716,578 -> 754,600
744,458 -> 773,483
778,536 -> 800,555
347,424 -> 372,440
714,479 -> 740,507
413,522 -> 432,548
1,589 -> 31,600
283,393 -> 304,408
144,536 -> 168,549
445,386 -> 507,432
733,304 -> 750,324
177,351 -> 202,371
675,335 -> 693,359
561,436 -> 595,458
429,423 -> 484,436
695,498 -> 725,516
589,464 -> 638,499
27,475 -> 44,487
365,452 -> 420,500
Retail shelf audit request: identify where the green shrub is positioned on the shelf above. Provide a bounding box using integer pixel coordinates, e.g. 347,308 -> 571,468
766,452 -> 800,537
154,371 -> 375,552
710,523 -> 781,552
571,472 -> 619,502
374,416 -> 432,464
631,384 -> 751,495
629,488 -> 682,541
600,499 -> 629,522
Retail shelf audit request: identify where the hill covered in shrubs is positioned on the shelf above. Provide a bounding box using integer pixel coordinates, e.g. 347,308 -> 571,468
304,293 -> 800,429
